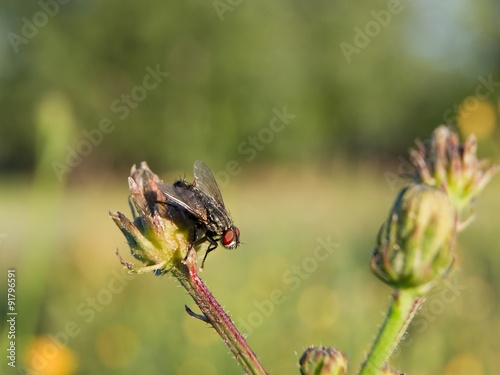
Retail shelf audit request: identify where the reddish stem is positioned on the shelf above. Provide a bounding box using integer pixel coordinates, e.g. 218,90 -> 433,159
172,248 -> 268,375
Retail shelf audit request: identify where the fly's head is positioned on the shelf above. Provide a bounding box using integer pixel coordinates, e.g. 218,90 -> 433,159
222,226 -> 240,249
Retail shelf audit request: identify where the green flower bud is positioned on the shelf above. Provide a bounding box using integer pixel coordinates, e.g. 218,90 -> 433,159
410,126 -> 498,215
371,184 -> 456,292
299,346 -> 347,375
110,162 -> 192,274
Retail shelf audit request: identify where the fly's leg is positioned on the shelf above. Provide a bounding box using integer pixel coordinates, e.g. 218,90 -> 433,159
201,236 -> 218,269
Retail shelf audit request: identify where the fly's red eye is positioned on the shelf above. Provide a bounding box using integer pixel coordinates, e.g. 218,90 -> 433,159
223,230 -> 235,246
234,227 -> 240,238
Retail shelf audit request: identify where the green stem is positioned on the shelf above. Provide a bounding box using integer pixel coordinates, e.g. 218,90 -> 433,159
359,288 -> 424,375
172,249 -> 268,375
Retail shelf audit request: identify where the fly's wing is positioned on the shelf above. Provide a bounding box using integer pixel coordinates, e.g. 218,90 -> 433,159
157,181 -> 209,223
193,160 -> 226,208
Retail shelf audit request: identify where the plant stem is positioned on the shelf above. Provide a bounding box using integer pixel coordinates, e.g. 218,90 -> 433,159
359,288 -> 424,375
172,248 -> 268,375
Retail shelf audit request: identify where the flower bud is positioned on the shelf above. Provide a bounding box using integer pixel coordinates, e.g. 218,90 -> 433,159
371,184 -> 456,291
410,126 -> 498,214
110,162 -> 192,274
299,346 -> 347,375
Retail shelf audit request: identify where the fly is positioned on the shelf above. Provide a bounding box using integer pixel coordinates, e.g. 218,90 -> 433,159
158,160 -> 240,267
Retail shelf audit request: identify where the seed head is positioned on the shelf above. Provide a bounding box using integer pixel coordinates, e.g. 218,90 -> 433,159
410,126 -> 498,215
110,162 -> 193,274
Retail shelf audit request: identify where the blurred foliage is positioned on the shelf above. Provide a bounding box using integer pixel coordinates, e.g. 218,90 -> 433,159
1,167 -> 499,374
1,1 -> 500,176
1,1 -> 500,375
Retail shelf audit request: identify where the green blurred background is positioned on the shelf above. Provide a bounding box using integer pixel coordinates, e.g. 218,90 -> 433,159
1,1 -> 500,374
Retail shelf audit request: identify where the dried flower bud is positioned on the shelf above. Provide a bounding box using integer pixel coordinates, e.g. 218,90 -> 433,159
371,184 -> 456,292
110,162 -> 193,274
299,346 -> 347,375
410,125 -> 498,214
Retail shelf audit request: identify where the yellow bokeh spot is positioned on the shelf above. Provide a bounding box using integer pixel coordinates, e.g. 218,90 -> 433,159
95,324 -> 139,368
444,353 -> 484,375
457,97 -> 496,139
296,284 -> 338,330
26,336 -> 77,375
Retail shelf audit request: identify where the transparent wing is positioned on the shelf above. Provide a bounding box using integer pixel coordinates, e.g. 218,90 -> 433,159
193,160 -> 226,208
157,181 -> 209,223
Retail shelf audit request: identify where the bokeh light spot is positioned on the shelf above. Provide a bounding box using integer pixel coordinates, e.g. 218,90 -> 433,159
26,336 -> 77,375
457,97 -> 496,139
444,353 -> 484,375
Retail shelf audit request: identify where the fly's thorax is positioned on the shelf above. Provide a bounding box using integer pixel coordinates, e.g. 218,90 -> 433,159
204,199 -> 234,234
